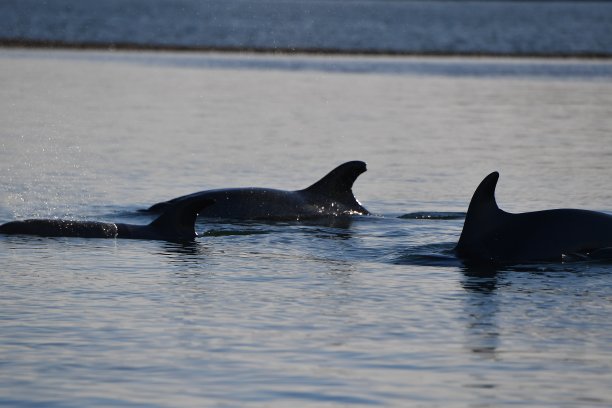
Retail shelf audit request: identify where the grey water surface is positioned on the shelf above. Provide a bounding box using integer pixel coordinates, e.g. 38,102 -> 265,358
1,49 -> 612,407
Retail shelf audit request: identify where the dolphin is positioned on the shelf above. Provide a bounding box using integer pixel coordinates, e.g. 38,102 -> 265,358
455,171 -> 612,264
141,161 -> 370,220
0,197 -> 215,241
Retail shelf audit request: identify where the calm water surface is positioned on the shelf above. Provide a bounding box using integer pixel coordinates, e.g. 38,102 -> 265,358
1,49 -> 612,407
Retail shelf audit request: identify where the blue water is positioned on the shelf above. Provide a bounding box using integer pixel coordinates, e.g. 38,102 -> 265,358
1,49 -> 612,407
2,0 -> 612,56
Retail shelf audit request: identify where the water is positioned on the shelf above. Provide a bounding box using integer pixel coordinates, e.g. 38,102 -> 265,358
2,0 -> 612,56
1,49 -> 612,407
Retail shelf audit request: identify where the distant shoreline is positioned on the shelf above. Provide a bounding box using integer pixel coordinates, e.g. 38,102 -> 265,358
2,39 -> 611,60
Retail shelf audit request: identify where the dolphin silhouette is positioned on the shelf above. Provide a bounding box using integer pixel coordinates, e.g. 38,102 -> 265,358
455,172 -> 612,264
142,161 -> 369,220
0,197 -> 215,241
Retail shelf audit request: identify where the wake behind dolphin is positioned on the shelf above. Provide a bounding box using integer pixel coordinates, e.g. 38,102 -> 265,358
142,161 -> 369,220
455,172 -> 612,264
0,197 -> 215,241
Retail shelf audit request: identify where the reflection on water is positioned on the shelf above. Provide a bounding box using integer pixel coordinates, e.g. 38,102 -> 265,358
393,242 -> 461,267
200,215 -> 356,230
461,269 -> 502,360
159,240 -> 210,258
399,211 -> 465,220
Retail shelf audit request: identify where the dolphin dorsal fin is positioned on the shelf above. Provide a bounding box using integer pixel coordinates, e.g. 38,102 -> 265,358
302,161 -> 368,210
466,171 -> 501,216
150,197 -> 215,240
456,172 -> 503,255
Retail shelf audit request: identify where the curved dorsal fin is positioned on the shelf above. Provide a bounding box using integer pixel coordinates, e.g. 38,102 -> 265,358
150,197 -> 216,239
466,171 -> 501,216
456,172 -> 503,256
301,161 -> 368,212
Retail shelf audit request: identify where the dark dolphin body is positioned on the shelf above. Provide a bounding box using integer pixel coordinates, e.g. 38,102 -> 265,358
0,197 -> 215,241
142,161 -> 369,220
455,172 -> 612,264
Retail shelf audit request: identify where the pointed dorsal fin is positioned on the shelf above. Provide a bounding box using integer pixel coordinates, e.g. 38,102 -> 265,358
301,161 -> 368,212
466,171 -> 501,216
456,172 -> 503,256
149,197 -> 215,240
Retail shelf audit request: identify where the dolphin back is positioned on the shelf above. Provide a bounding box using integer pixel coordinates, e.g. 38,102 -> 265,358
0,198 -> 215,241
142,161 -> 370,218
0,219 -> 118,238
455,172 -> 612,264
